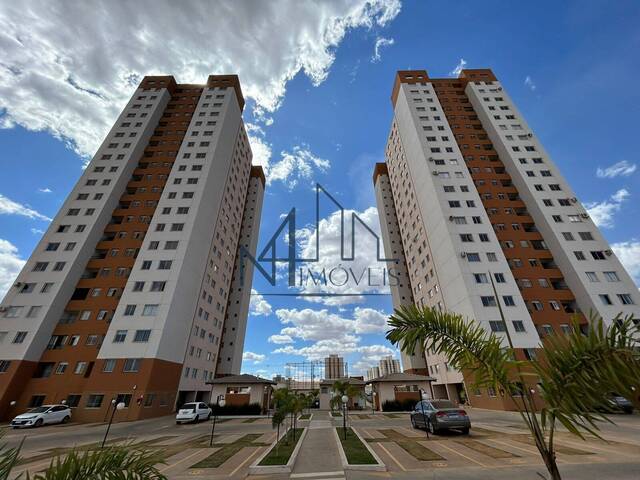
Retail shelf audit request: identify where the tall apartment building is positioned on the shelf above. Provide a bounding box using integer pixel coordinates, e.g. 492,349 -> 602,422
324,354 -> 345,379
375,68 -> 639,409
366,355 -> 400,381
378,355 -> 401,376
0,74 -> 265,422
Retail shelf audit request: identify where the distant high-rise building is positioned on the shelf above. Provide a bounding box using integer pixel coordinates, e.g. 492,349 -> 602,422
366,366 -> 380,381
0,74 -> 264,422
378,355 -> 401,376
324,354 -> 345,379
375,68 -> 639,409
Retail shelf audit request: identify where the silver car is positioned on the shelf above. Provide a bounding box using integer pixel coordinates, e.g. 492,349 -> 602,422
410,399 -> 470,435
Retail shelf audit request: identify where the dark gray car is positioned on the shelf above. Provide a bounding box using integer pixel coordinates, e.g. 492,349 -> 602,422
410,399 -> 470,434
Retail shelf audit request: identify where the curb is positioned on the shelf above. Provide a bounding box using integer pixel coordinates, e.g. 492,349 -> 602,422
333,427 -> 386,472
248,427 -> 307,475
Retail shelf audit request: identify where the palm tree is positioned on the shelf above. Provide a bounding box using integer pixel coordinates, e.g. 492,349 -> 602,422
387,305 -> 639,480
0,431 -> 166,480
329,380 -> 361,412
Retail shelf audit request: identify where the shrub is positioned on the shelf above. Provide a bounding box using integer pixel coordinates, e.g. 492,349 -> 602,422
381,399 -> 415,412
210,402 -> 262,415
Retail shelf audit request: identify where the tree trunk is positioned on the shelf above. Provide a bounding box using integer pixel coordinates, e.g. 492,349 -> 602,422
542,450 -> 562,480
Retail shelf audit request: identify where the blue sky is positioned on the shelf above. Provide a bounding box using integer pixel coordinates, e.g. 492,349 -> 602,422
0,0 -> 639,378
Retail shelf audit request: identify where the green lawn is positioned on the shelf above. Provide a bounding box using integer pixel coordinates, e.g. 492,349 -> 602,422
191,434 -> 267,468
336,428 -> 377,465
259,428 -> 305,466
331,411 -> 342,417
299,414 -> 312,420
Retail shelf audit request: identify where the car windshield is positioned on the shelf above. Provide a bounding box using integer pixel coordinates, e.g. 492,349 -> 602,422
181,403 -> 196,409
431,400 -> 456,409
27,407 -> 49,413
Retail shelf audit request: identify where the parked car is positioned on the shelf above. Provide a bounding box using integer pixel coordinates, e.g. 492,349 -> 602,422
410,399 -> 470,435
11,404 -> 71,428
603,395 -> 634,414
175,402 -> 211,424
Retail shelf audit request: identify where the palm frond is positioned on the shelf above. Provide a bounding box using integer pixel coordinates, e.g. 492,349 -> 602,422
0,430 -> 23,480
533,313 -> 640,439
27,444 -> 166,480
387,305 -> 517,390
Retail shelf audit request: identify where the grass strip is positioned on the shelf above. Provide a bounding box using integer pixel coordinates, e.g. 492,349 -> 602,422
191,434 -> 265,468
376,429 -> 444,461
243,418 -> 259,423
331,412 -> 342,417
258,428 -> 305,466
299,414 -> 311,420
383,413 -> 402,418
454,439 -> 518,458
336,428 -> 377,464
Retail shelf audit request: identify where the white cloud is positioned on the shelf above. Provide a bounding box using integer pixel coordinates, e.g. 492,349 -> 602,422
449,58 -> 467,77
611,240 -> 640,285
0,0 -> 401,158
0,239 -> 25,298
242,351 -> 266,363
37,187 -> 52,193
524,75 -> 536,91
267,145 -> 330,188
585,188 -> 629,228
30,228 -> 44,235
0,193 -> 52,222
295,206 -> 390,305
353,307 -> 389,333
596,160 -> 637,179
268,334 -> 294,344
249,289 -> 272,316
371,37 -> 394,62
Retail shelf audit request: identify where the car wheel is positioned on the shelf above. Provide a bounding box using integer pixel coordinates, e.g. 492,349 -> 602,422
176,421 -> 181,425
207,412 -> 211,421
410,416 -> 417,429
461,427 -> 470,435
34,418 -> 43,427
427,420 -> 437,435
61,416 -> 70,424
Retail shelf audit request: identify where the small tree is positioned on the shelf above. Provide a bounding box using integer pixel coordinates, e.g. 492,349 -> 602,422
271,409 -> 286,454
387,305 -> 639,480
329,380 -> 360,411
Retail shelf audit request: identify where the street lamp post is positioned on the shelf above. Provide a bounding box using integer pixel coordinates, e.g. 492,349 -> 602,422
209,394 -> 226,447
371,391 -> 376,415
102,399 -> 125,448
341,394 -> 349,440
419,389 -> 430,440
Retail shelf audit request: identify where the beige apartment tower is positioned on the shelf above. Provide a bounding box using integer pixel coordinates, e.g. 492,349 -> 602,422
324,354 -> 345,380
375,69 -> 639,409
0,75 -> 264,422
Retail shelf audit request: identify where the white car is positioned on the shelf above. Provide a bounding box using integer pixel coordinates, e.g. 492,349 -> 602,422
11,404 -> 72,428
175,402 -> 211,424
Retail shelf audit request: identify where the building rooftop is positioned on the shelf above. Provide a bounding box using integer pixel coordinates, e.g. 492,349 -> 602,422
206,374 -> 276,385
366,372 -> 436,383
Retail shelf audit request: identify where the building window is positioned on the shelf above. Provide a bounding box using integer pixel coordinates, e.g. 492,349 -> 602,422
502,296 -> 515,306
474,273 -> 488,284
603,271 -> 619,282
113,330 -> 127,343
133,330 -> 151,342
86,394 -> 104,408
102,359 -> 116,372
142,304 -> 159,316
489,321 -> 506,332
13,331 -> 27,343
512,321 -> 526,332
481,296 -> 497,307
617,294 -> 634,305
123,358 -> 141,372
586,271 -> 599,282
599,294 -> 613,306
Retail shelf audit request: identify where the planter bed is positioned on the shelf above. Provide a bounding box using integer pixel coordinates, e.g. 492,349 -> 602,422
249,427 -> 307,474
334,427 -> 386,471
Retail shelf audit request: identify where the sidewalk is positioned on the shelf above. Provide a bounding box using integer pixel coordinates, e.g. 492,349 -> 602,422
291,411 -> 343,475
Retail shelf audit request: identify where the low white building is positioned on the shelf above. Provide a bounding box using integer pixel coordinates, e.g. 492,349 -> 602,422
367,372 -> 435,411
206,374 -> 275,414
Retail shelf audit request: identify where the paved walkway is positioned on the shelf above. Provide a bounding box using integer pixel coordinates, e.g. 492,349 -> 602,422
291,411 -> 343,478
